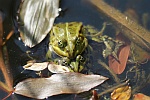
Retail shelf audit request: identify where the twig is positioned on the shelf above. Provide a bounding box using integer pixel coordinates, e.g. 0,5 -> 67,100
0,11 -> 13,91
2,30 -> 14,46
98,79 -> 129,97
87,0 -> 150,52
98,60 -> 120,84
0,81 -> 11,93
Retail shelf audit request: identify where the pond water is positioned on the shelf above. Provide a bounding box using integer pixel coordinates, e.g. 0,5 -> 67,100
0,0 -> 150,100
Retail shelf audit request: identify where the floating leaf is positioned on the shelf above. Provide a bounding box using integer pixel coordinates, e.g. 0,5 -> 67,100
14,72 -> 108,99
23,62 -> 49,71
48,63 -> 70,73
111,86 -> 131,100
133,93 -> 150,100
19,0 -> 60,47
23,62 -> 70,73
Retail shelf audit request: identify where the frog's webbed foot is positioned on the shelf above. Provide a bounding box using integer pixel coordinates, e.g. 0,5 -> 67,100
102,36 -> 124,62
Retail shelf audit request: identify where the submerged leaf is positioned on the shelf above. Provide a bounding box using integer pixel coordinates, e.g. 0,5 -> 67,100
14,72 -> 108,99
19,0 -> 60,47
108,34 -> 130,74
111,86 -> 131,100
108,45 -> 130,74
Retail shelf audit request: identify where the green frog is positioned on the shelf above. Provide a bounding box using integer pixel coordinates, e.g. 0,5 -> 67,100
47,22 -> 88,72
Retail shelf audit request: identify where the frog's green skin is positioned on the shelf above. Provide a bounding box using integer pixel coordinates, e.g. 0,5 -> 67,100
47,22 -> 124,72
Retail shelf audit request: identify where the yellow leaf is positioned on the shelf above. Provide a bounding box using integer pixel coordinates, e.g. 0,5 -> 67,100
111,86 -> 131,100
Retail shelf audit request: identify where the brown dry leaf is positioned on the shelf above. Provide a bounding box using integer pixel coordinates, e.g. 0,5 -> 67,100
14,72 -> 108,99
111,86 -> 131,100
133,93 -> 150,100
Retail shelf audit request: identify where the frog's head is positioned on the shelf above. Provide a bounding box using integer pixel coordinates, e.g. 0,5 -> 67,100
49,22 -> 88,59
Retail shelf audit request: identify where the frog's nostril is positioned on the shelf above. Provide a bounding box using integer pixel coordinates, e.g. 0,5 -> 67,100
66,49 -> 69,52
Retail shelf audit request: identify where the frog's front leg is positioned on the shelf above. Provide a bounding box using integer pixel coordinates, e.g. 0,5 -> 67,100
63,55 -> 85,72
73,55 -> 85,72
101,35 -> 124,61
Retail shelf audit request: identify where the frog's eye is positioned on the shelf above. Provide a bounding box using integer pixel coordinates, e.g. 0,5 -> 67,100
76,37 -> 83,45
58,41 -> 63,48
58,39 -> 67,48
76,55 -> 85,62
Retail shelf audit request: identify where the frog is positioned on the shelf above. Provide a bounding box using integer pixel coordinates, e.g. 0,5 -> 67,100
47,22 -> 88,72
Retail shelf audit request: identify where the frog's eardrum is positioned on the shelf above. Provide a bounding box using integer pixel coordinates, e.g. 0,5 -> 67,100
19,0 -> 59,47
